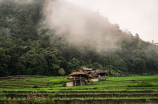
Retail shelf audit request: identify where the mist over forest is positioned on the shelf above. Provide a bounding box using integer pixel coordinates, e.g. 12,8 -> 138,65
0,0 -> 158,77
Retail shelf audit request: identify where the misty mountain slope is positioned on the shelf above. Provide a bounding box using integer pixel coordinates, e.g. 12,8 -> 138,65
0,0 -> 158,77
43,0 -> 131,51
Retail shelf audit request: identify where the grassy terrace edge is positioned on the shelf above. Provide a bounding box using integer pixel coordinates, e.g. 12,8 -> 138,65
0,75 -> 158,104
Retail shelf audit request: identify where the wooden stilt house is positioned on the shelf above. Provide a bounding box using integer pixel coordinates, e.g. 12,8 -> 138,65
67,69 -> 92,86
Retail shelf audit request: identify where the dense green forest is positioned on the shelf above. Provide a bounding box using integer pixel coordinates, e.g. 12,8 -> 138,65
0,0 -> 158,77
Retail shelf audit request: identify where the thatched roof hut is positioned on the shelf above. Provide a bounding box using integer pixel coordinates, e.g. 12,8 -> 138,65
67,70 -> 92,86
70,69 -> 88,76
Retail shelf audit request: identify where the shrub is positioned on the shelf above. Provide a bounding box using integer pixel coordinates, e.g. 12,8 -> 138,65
58,68 -> 65,76
62,82 -> 66,87
107,69 -> 120,77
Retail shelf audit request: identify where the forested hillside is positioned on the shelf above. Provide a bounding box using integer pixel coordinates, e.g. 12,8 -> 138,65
0,0 -> 158,77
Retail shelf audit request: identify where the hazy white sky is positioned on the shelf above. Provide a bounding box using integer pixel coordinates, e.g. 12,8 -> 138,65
67,0 -> 158,43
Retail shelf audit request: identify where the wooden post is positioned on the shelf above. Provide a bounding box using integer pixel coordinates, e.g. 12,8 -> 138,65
73,78 -> 74,86
74,77 -> 76,86
80,75 -> 82,86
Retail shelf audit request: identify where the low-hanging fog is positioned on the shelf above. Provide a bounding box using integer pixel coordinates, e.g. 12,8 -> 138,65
66,0 -> 158,43
43,0 -> 129,51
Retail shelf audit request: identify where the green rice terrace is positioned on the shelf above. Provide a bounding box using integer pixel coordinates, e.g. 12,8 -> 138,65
0,75 -> 158,104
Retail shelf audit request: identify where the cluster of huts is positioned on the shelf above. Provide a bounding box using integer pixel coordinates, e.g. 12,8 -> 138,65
66,68 -> 108,87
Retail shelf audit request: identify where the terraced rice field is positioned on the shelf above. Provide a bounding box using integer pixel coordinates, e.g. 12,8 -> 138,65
0,75 -> 158,104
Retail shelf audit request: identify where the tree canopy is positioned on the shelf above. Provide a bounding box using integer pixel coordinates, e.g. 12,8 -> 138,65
0,0 -> 158,77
